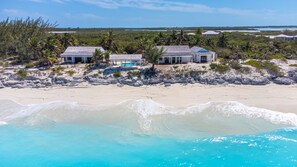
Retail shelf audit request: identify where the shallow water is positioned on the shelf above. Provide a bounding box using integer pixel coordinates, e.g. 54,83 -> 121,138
0,100 -> 297,166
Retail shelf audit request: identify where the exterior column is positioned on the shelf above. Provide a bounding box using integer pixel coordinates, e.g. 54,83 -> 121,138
72,57 -> 75,64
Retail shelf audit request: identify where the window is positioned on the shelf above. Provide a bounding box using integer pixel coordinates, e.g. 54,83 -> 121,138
159,58 -> 163,61
67,57 -> 72,61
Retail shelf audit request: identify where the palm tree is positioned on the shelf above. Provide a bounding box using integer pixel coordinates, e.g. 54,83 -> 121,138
176,30 -> 187,45
40,49 -> 58,66
166,30 -> 178,45
104,51 -> 110,65
60,33 -> 78,49
92,49 -> 104,66
101,31 -> 118,53
144,46 -> 165,70
218,33 -> 228,48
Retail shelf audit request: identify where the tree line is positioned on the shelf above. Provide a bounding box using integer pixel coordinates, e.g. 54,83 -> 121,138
1,17 -> 296,68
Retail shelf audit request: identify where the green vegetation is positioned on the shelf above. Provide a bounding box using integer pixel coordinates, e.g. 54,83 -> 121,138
0,17 -> 77,66
66,70 -> 76,76
127,70 -> 141,77
143,46 -> 165,70
243,60 -> 262,69
270,54 -> 287,62
1,17 -> 296,74
113,71 -> 121,78
289,64 -> 297,67
16,69 -> 28,79
51,66 -> 65,75
210,63 -> 230,73
0,62 -> 9,67
244,60 -> 283,76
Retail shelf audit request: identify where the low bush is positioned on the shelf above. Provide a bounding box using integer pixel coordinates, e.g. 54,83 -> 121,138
51,66 -> 66,75
244,60 -> 283,76
243,60 -> 262,69
210,63 -> 230,73
25,62 -> 40,68
270,54 -> 287,62
16,69 -> 27,79
289,64 -> 297,67
66,70 -> 76,76
0,62 -> 9,67
127,70 -> 140,77
113,71 -> 121,78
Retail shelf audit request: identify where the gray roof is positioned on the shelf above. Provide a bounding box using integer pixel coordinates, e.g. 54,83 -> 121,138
61,46 -> 104,57
156,45 -> 192,56
110,54 -> 142,61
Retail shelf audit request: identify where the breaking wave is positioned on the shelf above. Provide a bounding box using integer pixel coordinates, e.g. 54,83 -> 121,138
0,99 -> 296,138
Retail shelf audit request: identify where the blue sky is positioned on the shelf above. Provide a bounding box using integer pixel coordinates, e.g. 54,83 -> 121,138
1,0 -> 297,28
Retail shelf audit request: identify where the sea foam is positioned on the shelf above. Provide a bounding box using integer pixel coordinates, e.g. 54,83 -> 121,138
0,99 -> 296,137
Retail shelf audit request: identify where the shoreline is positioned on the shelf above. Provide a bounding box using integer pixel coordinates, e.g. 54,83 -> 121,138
1,84 -> 297,113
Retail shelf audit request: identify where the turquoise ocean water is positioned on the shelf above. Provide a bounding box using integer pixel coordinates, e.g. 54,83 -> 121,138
0,100 -> 297,166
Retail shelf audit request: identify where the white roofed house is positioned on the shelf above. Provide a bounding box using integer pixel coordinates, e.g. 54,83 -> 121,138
157,45 -> 193,64
61,46 -> 104,63
110,54 -> 143,67
202,31 -> 219,37
274,34 -> 294,41
191,46 -> 216,63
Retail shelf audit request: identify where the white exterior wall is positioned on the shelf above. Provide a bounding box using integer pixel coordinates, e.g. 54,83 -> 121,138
62,56 -> 91,63
181,57 -> 192,63
193,52 -> 215,63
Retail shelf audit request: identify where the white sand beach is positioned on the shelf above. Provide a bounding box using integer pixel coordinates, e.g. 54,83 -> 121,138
0,84 -> 297,113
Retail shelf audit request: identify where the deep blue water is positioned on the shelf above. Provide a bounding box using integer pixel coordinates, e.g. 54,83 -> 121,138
0,124 -> 297,167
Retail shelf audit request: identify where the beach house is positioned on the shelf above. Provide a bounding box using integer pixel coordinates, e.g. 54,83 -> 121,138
202,31 -> 219,37
274,34 -> 295,41
191,46 -> 216,63
61,46 -> 104,63
110,54 -> 143,67
157,45 -> 193,64
157,45 -> 216,64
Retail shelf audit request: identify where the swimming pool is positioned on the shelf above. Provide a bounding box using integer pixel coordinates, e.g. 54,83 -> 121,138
121,62 -> 136,67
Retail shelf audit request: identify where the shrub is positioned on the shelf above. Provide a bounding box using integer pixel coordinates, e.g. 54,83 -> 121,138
210,63 -> 230,73
270,54 -> 287,62
289,64 -> 297,67
238,67 -> 251,74
244,60 -> 283,76
243,60 -> 262,69
262,61 -> 284,77
51,66 -> 66,75
16,69 -> 27,79
66,70 -> 76,76
113,71 -> 121,78
25,62 -> 39,68
189,70 -> 207,77
127,70 -> 140,77
0,62 -> 9,67
229,60 -> 242,70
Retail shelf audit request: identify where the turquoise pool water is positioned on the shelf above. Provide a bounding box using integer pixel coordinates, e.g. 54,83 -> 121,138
0,100 -> 297,166
121,62 -> 136,67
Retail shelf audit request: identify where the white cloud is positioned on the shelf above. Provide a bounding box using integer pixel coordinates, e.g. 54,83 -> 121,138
27,0 -> 69,3
2,9 -> 25,16
65,12 -> 102,20
77,0 -> 277,17
80,0 -> 214,13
